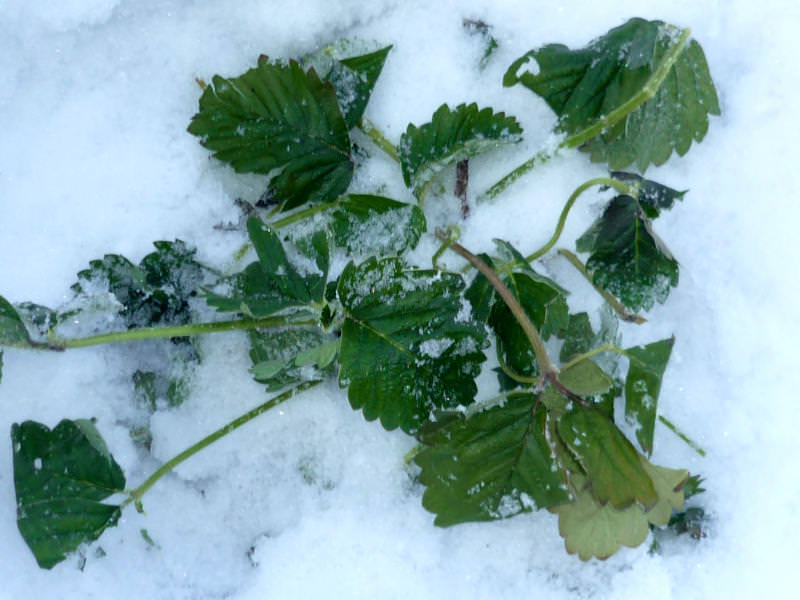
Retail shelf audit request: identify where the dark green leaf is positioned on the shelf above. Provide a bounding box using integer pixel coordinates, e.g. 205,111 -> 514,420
330,194 -> 426,255
416,392 -> 570,526
489,266 -> 568,381
188,58 -> 353,211
72,241 -> 203,330
463,253 -> 497,324
206,218 -> 327,317
337,257 -> 486,433
327,46 -> 392,129
399,103 -> 522,197
464,19 -> 499,70
249,327 -> 335,391
624,337 -> 674,455
610,172 -> 686,218
557,407 -> 657,509
576,195 -> 678,312
559,312 -> 594,363
12,419 -> 126,569
1,294 -> 34,347
504,18 -> 720,171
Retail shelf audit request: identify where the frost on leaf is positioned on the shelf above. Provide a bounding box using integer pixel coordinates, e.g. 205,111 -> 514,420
12,419 -> 126,569
337,257 -> 487,434
576,195 -> 678,312
504,18 -> 720,171
0,294 -> 34,348
399,103 -> 522,198
205,217 -> 328,318
624,337 -> 674,455
188,58 -> 353,211
415,392 -> 570,526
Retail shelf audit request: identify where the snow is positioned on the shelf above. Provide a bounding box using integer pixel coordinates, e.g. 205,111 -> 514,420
1,0 -> 799,598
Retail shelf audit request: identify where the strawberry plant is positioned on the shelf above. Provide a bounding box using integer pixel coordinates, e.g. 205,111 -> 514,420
1,17 -> 716,569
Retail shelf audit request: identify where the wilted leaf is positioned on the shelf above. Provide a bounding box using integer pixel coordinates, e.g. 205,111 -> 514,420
416,392 -> 570,526
337,257 -> 486,433
639,456 -> 688,526
399,103 -> 522,198
12,419 -> 126,569
553,474 -> 649,560
504,18 -> 720,171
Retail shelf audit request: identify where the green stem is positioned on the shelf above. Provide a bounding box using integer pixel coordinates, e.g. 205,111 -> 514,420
270,202 -> 333,229
359,118 -> 400,163
526,177 -> 637,261
480,28 -> 691,201
497,349 -> 541,385
658,414 -> 706,457
438,232 -> 558,377
123,380 -> 322,509
559,342 -> 628,372
51,316 -> 317,350
557,248 -> 646,324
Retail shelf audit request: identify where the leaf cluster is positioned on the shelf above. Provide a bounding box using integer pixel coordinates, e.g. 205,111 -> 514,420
2,16 -> 718,569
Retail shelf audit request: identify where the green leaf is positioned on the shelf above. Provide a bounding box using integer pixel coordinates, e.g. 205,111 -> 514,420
559,312 -> 594,363
206,217 -> 327,317
12,419 -> 126,569
188,58 -> 353,211
249,328 -> 334,392
624,337 -> 674,455
557,407 -> 657,509
72,241 -> 203,330
326,46 -> 392,129
639,455 -> 688,526
558,359 -> 613,396
399,103 -> 522,197
489,263 -> 569,381
576,195 -> 678,312
337,257 -> 486,433
610,172 -> 686,218
330,194 -> 426,255
504,18 -> 719,171
552,473 -> 649,561
416,392 -> 570,526
1,294 -> 33,348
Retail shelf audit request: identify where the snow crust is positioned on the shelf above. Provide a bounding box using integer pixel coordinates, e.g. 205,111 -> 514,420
2,0 -> 800,598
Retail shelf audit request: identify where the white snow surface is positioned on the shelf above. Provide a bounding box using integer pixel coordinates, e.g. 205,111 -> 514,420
2,0 -> 799,598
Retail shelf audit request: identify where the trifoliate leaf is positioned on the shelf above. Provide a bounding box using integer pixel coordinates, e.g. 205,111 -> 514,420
337,257 -> 486,433
504,18 -> 719,171
639,456 -> 688,526
249,327 -> 335,392
206,218 -> 327,317
558,359 -> 613,397
188,58 -> 353,211
0,294 -> 33,348
12,419 -> 126,569
557,407 -> 657,509
326,46 -> 392,129
330,194 -> 426,255
576,195 -> 678,312
610,172 -> 687,218
552,474 -> 649,561
416,392 -> 570,526
399,103 -> 522,198
624,337 -> 674,455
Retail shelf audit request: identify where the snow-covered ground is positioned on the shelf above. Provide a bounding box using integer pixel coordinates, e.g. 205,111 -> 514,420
2,0 -> 799,597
